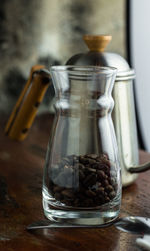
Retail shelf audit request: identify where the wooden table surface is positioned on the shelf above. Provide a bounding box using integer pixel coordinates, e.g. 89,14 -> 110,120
0,113 -> 150,251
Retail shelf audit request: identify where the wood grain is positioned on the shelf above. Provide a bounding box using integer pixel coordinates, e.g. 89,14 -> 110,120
0,113 -> 149,251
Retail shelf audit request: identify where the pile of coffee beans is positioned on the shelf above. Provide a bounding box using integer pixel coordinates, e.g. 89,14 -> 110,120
49,154 -> 117,208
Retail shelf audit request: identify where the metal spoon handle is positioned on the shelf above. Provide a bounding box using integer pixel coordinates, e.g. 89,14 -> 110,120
27,220 -> 96,230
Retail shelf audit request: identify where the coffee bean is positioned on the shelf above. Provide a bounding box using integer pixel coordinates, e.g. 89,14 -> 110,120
61,159 -> 70,166
97,187 -> 105,195
78,193 -> 86,201
83,173 -> 97,187
62,189 -> 74,198
110,177 -> 116,186
92,163 -> 99,169
102,179 -> 109,186
86,154 -> 98,159
63,157 -> 70,162
87,167 -> 97,173
97,163 -> 109,172
74,199 -> 80,207
98,195 -> 105,204
49,180 -> 54,190
66,201 -> 73,206
74,163 -> 85,170
79,156 -> 89,164
66,177 -> 73,188
53,172 -> 67,187
63,165 -> 73,176
54,192 -> 62,200
86,190 -> 96,197
109,191 -> 116,199
97,170 -> 106,179
68,155 -> 75,160
49,153 -> 117,208
79,169 -> 85,180
97,182 -> 102,187
84,199 -> 94,207
96,153 -> 108,162
87,158 -> 97,164
78,186 -> 86,194
53,185 -> 64,193
105,185 -> 114,193
104,196 -> 110,203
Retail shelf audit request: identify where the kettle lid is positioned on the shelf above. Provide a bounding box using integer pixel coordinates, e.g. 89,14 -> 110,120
104,52 -> 135,81
66,35 -> 135,81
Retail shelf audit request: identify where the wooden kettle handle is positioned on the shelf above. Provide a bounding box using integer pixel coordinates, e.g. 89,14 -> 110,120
5,65 -> 51,141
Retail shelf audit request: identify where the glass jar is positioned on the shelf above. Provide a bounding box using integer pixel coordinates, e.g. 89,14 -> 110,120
42,66 -> 121,226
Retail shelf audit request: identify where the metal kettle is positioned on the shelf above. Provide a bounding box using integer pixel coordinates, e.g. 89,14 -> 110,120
5,35 -> 150,187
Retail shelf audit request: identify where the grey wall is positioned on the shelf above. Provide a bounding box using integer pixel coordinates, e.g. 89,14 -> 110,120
0,0 -> 126,114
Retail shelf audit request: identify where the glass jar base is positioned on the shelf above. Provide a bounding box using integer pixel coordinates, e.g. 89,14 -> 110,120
43,193 -> 120,226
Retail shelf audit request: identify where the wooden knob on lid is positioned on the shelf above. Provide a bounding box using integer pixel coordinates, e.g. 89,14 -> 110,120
83,35 -> 112,52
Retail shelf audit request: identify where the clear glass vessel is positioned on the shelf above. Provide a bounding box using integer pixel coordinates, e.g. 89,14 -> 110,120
42,65 -> 121,226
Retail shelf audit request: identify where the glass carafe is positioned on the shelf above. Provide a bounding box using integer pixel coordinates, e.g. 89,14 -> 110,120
43,66 -> 121,226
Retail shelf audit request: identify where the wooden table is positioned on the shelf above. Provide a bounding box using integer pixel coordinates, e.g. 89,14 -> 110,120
0,113 -> 150,251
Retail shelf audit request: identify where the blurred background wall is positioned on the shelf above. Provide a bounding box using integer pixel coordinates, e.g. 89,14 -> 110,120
0,0 -> 126,114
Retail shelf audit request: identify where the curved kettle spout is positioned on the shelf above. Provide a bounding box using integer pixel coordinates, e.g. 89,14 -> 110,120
129,162 -> 150,173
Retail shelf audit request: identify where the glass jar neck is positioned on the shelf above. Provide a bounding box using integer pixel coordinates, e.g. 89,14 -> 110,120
50,66 -> 117,116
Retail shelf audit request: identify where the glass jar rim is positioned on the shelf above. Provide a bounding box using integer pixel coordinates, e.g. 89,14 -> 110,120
50,65 -> 117,75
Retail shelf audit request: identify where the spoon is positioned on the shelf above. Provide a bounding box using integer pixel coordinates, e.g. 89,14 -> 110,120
27,216 -> 150,235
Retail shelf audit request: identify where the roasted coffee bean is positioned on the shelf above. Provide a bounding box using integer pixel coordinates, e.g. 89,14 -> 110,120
79,156 -> 89,164
97,195 -> 105,204
104,196 -> 110,203
54,192 -> 62,201
68,155 -> 75,160
97,163 -> 109,172
79,169 -> 85,180
66,177 -> 73,188
63,165 -> 73,176
87,158 -> 97,164
74,199 -> 80,207
105,185 -> 114,193
86,190 -> 96,198
61,160 -> 69,166
104,191 -> 108,196
49,180 -> 54,190
74,163 -> 85,170
110,177 -> 116,186
103,160 -> 111,168
62,189 -> 74,198
109,191 -> 116,199
53,172 -> 67,187
49,153 -> 117,208
83,173 -> 97,187
66,201 -> 73,206
53,185 -> 64,193
97,153 -> 108,161
87,167 -> 97,173
86,154 -> 98,159
97,170 -> 106,179
84,199 -> 94,207
102,179 -> 109,186
92,163 -> 100,169
78,193 -> 86,201
98,182 -> 102,187
96,187 -> 105,195
78,186 -> 86,193
63,157 -> 70,162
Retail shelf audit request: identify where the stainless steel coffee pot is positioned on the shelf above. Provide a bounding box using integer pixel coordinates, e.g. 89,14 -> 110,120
5,35 -> 150,187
